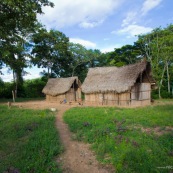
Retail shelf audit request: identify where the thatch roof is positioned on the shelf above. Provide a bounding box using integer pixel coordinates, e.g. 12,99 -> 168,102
42,76 -> 81,96
82,61 -> 154,94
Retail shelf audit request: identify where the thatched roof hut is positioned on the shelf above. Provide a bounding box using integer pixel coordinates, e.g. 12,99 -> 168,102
82,61 -> 155,107
43,77 -> 81,102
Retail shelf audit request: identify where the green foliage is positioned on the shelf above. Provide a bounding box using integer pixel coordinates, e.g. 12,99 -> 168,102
0,0 -> 54,41
64,106 -> 173,172
106,44 -> 141,67
0,82 -> 14,98
67,43 -> 102,81
137,24 -> 173,98
0,78 -> 46,98
23,78 -> 46,98
0,105 -> 63,173
31,29 -> 70,78
0,0 -> 54,95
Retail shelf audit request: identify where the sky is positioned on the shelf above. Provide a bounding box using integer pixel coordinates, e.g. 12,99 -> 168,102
1,0 -> 173,82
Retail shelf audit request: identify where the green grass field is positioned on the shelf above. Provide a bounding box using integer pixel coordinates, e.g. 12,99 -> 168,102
0,105 -> 63,173
64,105 -> 173,173
0,97 -> 44,103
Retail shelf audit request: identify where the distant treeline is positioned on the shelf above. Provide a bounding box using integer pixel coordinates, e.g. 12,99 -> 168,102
0,78 -> 46,99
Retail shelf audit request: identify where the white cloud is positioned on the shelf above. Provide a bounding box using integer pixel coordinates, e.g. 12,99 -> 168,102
141,0 -> 162,15
23,73 -> 41,81
79,20 -> 103,28
38,0 -> 123,29
117,24 -> 152,37
0,67 -> 13,82
122,11 -> 137,27
100,44 -> 122,53
0,74 -> 13,82
117,0 -> 162,38
70,38 -> 96,48
0,67 -> 43,82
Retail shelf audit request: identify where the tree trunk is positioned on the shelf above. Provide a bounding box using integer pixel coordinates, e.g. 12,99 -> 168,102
47,67 -> 50,79
158,65 -> 166,98
158,86 -> 161,99
166,61 -> 170,93
72,66 -> 77,77
13,70 -> 17,98
72,68 -> 74,77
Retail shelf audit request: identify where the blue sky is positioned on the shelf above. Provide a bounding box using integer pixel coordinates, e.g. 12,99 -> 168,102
1,0 -> 173,82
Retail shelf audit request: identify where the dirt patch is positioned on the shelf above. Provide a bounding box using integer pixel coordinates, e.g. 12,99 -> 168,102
4,101 -> 115,173
129,125 -> 173,136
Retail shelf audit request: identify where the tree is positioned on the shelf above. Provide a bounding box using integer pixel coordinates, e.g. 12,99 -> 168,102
67,43 -> 101,81
86,49 -> 102,68
0,0 -> 54,96
137,24 -> 173,98
31,29 -> 70,79
0,0 -> 54,43
105,44 -> 141,67
1,34 -> 31,97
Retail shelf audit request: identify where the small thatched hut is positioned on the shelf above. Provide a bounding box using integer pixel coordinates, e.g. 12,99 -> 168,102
82,61 -> 155,107
42,77 -> 81,102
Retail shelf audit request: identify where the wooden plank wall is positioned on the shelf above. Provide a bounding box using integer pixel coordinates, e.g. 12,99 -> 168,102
85,92 -> 130,106
46,94 -> 65,102
131,83 -> 151,106
66,88 -> 75,101
84,83 -> 151,107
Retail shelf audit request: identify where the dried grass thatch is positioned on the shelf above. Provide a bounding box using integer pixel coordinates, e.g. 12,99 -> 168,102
82,61 -> 154,94
42,76 -> 81,96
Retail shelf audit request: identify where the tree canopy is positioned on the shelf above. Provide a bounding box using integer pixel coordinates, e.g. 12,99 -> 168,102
0,0 -> 54,42
31,29 -> 70,78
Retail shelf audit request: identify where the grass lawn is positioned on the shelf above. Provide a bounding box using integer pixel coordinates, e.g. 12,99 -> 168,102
0,105 -> 63,173
64,105 -> 173,173
0,97 -> 44,103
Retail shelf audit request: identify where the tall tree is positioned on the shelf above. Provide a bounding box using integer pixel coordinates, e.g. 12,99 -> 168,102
1,35 -> 30,97
107,44 -> 141,67
0,0 -> 54,43
137,24 -> 173,98
67,43 -> 101,81
0,0 -> 54,95
31,29 -> 70,78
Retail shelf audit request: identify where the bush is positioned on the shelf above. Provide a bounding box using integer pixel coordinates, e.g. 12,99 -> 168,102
23,78 -> 46,98
0,78 -> 46,99
0,82 -> 14,98
151,89 -> 173,99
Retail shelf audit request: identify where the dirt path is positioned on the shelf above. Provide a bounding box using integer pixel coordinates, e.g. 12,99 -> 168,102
56,106 -> 114,173
8,101 -> 114,173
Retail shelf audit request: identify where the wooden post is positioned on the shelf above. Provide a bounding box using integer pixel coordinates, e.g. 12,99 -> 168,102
12,90 -> 15,102
7,102 -> 12,109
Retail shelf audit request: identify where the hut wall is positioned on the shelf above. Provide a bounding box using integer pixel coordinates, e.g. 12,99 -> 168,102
65,87 -> 82,102
46,88 -> 82,102
84,82 -> 151,107
103,92 -> 118,105
131,83 -> 151,106
85,93 -> 97,105
46,94 -> 65,102
119,92 -> 130,106
66,88 -> 75,101
85,92 -> 130,106
76,88 -> 82,101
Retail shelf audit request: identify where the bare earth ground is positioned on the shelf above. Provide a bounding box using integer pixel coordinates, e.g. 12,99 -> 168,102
7,101 -> 115,173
